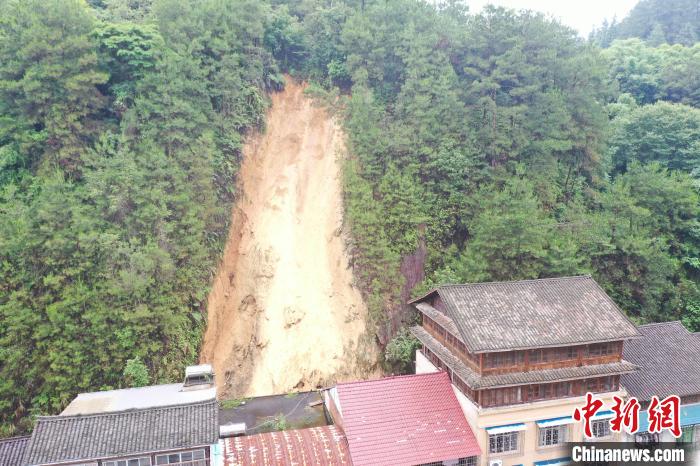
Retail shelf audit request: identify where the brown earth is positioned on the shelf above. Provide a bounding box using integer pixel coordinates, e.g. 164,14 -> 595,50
200,79 -> 378,398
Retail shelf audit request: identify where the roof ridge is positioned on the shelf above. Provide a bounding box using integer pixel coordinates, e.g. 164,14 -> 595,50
335,371 -> 448,388
637,320 -> 686,329
437,275 -> 592,289
36,398 -> 217,421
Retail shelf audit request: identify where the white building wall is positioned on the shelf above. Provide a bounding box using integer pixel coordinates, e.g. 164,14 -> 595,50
415,349 -> 624,466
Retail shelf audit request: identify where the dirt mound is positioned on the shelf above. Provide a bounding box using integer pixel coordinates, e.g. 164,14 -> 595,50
200,80 -> 377,397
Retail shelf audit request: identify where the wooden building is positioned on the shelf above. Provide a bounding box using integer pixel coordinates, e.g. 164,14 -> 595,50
410,276 -> 642,466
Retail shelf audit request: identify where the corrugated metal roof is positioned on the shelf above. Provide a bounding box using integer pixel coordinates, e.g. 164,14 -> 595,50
412,326 -> 639,389
24,400 -> 219,465
411,276 -> 642,353
0,436 -> 30,466
334,372 -> 480,466
622,321 -> 700,401
222,425 -> 351,466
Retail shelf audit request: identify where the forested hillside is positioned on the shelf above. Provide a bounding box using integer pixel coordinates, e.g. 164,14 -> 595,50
591,0 -> 700,46
2,0 -> 700,437
0,0 -> 280,436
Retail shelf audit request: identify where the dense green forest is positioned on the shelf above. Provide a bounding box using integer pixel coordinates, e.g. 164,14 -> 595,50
1,0 -> 700,436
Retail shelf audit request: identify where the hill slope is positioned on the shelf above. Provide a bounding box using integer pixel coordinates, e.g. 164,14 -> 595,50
200,80 -> 377,397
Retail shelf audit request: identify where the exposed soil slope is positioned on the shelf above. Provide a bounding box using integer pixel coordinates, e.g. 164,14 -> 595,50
200,80 -> 376,397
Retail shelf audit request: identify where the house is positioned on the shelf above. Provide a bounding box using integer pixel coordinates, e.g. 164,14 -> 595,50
9,365 -> 220,466
323,371 -> 481,466
410,276 -> 642,466
222,425 -> 352,465
620,321 -> 700,447
0,436 -> 30,466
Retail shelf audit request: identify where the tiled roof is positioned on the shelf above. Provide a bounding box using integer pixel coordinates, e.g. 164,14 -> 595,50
411,276 -> 641,353
24,400 -> 218,465
223,425 -> 352,465
412,326 -> 639,389
0,436 -> 30,466
334,372 -> 480,466
622,321 -> 700,401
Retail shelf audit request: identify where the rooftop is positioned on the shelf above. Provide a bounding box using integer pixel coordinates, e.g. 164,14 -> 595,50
622,321 -> 700,401
0,436 -> 30,466
219,391 -> 328,435
411,276 -> 642,353
61,382 -> 216,415
222,425 -> 351,466
334,372 -> 480,466
24,400 -> 219,465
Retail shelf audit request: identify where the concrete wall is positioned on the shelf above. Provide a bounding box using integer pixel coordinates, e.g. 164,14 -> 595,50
416,350 -> 624,466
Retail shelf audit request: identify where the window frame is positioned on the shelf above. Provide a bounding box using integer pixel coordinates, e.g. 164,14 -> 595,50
538,425 -> 567,447
103,457 -> 151,466
154,449 -> 206,465
590,419 -> 612,439
488,431 -> 520,455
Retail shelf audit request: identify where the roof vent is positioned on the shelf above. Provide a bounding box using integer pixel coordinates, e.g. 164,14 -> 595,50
182,364 -> 215,391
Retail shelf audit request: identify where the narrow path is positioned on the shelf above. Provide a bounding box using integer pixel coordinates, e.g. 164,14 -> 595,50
200,80 -> 376,397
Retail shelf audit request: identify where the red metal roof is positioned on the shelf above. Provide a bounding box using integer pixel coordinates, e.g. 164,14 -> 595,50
334,372 -> 481,466
223,425 -> 352,466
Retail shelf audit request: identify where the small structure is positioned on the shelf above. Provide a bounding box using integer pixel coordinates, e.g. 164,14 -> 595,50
0,436 -> 30,466
621,321 -> 700,446
222,425 -> 351,466
410,276 -> 642,466
21,365 -> 219,466
324,372 -> 481,466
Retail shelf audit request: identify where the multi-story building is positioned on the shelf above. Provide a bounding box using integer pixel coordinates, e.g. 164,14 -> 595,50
410,276 -> 642,466
620,321 -> 700,452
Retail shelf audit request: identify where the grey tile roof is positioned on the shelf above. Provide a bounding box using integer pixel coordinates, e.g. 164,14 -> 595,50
411,276 -> 641,353
24,400 -> 218,465
621,321 -> 700,402
412,326 -> 639,389
0,436 -> 30,466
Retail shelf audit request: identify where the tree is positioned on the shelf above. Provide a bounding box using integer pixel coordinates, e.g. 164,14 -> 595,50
607,101 -> 700,175
384,327 -> 421,373
123,358 -> 150,387
0,0 -> 107,176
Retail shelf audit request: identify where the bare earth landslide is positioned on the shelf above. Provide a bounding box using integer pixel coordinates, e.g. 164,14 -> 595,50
200,80 -> 377,398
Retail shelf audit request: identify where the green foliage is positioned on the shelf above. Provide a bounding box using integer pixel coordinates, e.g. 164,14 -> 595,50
0,0 -> 271,436
591,0 -> 700,46
123,357 -> 149,387
384,327 -> 421,374
602,39 -> 700,106
0,0 -> 108,176
220,397 -> 247,409
607,101 -> 700,175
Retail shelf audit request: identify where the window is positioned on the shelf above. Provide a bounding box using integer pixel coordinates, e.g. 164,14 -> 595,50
539,425 -> 567,447
104,458 -> 150,466
155,450 -> 206,465
485,351 -> 524,368
457,457 -> 477,466
591,419 -> 611,438
678,425 -> 696,444
555,382 -> 572,397
635,432 -> 660,445
587,343 -> 615,357
489,431 -> 520,454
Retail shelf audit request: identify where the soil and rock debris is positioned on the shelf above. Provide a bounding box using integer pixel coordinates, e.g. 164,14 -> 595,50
200,80 -> 377,398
